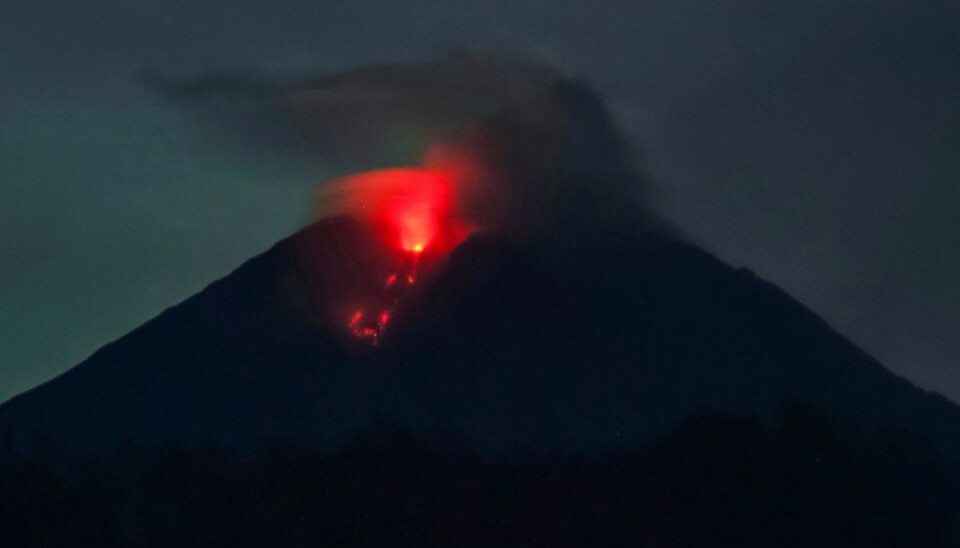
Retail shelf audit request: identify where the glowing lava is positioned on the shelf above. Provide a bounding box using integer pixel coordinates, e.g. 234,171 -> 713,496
348,308 -> 390,345
322,166 -> 474,258
322,160 -> 478,345
346,249 -> 421,345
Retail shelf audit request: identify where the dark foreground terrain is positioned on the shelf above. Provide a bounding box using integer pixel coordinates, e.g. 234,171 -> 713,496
2,403 -> 958,547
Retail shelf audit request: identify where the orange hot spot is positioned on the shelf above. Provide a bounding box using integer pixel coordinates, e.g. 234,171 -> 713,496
381,170 -> 449,254
397,203 -> 435,253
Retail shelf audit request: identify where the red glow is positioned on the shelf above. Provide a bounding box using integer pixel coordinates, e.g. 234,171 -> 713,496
320,163 -> 475,257
319,147 -> 483,345
349,310 -> 364,328
348,308 -> 390,345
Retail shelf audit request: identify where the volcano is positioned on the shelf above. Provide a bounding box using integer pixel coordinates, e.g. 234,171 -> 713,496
5,59 -> 959,547
5,84 -> 960,547
0,211 -> 958,460
1,74 -> 958,464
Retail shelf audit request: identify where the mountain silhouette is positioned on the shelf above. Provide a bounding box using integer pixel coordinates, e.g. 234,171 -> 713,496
1,73 -> 958,463
4,61 -> 959,547
0,69 -> 960,460
1,211 -> 957,460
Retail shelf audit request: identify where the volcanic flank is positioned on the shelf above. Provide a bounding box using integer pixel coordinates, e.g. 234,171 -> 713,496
0,59 -> 958,465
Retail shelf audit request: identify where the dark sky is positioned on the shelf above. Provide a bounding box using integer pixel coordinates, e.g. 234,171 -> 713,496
1,0 -> 958,404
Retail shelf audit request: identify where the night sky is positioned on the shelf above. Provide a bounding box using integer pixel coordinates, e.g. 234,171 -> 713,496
2,0 -> 959,404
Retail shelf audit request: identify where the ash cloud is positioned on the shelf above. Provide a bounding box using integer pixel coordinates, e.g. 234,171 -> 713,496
140,56 -> 670,241
138,70 -> 303,155
138,71 -> 284,102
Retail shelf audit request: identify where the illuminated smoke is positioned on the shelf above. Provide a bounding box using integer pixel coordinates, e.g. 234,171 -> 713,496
292,56 -> 657,345
317,159 -> 476,257
313,149 -> 478,344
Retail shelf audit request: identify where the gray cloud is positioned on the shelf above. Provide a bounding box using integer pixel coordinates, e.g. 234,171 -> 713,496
138,71 -> 284,102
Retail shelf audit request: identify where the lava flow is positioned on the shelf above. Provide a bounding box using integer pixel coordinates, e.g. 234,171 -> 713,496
347,247 -> 422,345
324,162 -> 477,345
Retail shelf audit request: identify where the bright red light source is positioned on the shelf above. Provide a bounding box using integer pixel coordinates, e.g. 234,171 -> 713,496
317,145 -> 483,346
319,163 -> 475,258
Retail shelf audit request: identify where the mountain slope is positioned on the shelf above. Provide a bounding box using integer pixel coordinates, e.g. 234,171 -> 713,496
1,217 -> 957,460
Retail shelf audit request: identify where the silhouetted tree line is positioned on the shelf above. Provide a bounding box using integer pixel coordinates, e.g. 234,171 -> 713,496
0,402 -> 958,547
